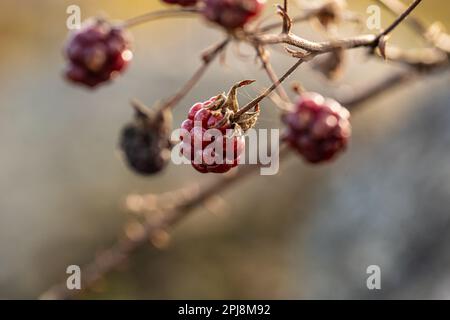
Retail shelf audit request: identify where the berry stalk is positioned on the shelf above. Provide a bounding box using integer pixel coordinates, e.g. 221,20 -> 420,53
122,7 -> 200,29
161,38 -> 230,111
375,0 -> 423,43
254,44 -> 291,106
234,56 -> 308,118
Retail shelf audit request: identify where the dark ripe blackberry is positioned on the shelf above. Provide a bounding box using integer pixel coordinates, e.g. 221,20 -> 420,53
64,18 -> 133,88
120,105 -> 172,175
282,92 -> 351,163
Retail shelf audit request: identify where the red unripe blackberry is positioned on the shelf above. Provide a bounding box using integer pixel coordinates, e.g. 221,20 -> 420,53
282,92 -> 351,164
180,81 -> 259,174
120,103 -> 172,175
161,0 -> 198,6
64,18 -> 133,88
203,0 -> 266,30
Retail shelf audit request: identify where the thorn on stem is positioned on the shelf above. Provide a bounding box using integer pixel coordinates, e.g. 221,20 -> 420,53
276,4 -> 292,34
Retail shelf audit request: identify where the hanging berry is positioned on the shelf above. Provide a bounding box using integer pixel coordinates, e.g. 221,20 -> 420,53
120,103 -> 173,175
315,0 -> 347,30
161,0 -> 199,6
203,0 -> 266,30
64,18 -> 133,88
282,92 -> 351,163
180,80 -> 259,173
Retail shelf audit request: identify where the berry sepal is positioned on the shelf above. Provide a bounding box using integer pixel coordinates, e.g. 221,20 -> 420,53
204,80 -> 260,132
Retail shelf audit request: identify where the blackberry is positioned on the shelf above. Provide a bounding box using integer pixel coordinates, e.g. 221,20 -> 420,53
282,92 -> 351,163
64,18 -> 132,88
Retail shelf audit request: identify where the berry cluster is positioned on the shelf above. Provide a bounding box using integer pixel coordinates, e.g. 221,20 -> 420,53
282,92 -> 351,163
180,81 -> 259,173
64,19 -> 132,88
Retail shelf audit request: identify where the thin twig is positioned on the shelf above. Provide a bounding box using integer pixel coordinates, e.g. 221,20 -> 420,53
235,56 -> 309,118
256,0 -> 422,54
122,7 -> 200,28
375,0 -> 423,42
42,0 -> 441,300
161,38 -> 230,111
376,0 -> 427,36
256,32 -> 378,52
254,44 -> 291,105
376,0 -> 450,53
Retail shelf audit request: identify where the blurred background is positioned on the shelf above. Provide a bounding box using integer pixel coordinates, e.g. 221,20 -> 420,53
0,0 -> 449,299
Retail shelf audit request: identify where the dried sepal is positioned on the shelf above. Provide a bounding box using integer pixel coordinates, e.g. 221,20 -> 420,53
236,105 -> 260,131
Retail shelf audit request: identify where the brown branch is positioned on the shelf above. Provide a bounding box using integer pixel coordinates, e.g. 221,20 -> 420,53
259,5 -> 363,34
376,0 -> 428,36
42,0 -> 444,300
375,0 -> 423,42
256,31 -> 378,52
255,0 -> 422,54
236,0 -> 428,118
377,0 -> 450,53
122,7 -> 200,28
161,38 -> 230,111
235,56 -> 309,118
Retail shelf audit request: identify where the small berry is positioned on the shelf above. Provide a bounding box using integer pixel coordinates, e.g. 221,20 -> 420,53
180,80 -> 259,174
161,0 -> 198,6
120,103 -> 172,175
282,92 -> 351,163
64,18 -> 133,88
203,0 -> 266,30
